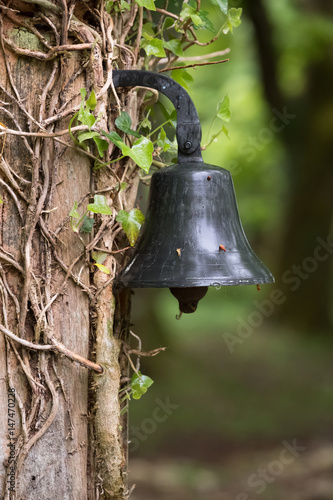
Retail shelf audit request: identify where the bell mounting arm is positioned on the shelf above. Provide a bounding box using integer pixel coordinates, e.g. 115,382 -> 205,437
112,70 -> 203,163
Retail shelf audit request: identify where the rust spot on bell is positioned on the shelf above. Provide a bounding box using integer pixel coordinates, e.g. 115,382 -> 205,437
176,248 -> 181,256
219,245 -> 226,252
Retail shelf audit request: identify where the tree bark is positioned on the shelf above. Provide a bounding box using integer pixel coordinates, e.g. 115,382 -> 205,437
0,3 -> 141,498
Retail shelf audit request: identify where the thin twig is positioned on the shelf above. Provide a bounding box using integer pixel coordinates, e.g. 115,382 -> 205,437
0,123 -> 106,139
93,246 -> 131,254
0,178 -> 24,219
0,250 -> 25,274
17,0 -> 61,14
157,48 -> 230,64
0,324 -> 103,373
60,0 -> 68,45
86,218 -> 115,252
0,5 -> 20,12
3,36 -> 93,60
119,3 -> 138,47
105,23 -> 121,110
186,25 -> 222,47
15,353 -> 60,476
40,13 -> 60,44
155,7 -> 179,20
0,324 -> 54,350
158,58 -> 229,73
133,6 -> 143,62
0,107 -> 34,157
50,337 -> 103,373
130,331 -> 142,372
0,82 -> 45,130
128,347 -> 167,357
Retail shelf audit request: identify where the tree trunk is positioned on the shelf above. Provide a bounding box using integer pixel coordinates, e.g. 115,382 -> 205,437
0,3 -> 141,498
246,0 -> 333,332
276,53 -> 333,332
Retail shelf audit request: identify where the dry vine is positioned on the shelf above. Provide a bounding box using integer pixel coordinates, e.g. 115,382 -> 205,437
0,2 -> 141,498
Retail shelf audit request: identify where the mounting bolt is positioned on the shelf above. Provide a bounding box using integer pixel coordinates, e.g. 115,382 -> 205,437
184,141 -> 192,149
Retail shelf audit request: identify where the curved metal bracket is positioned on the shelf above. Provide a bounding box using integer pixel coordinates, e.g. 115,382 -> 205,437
112,70 -> 203,163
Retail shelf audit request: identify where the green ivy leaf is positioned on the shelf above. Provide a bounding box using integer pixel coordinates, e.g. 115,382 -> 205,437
135,0 -> 156,10
169,110 -> 177,129
120,0 -> 131,10
131,372 -> 154,400
86,90 -> 97,111
140,35 -> 166,58
223,7 -> 242,34
142,22 -> 156,37
117,182 -> 128,191
69,201 -> 80,219
115,111 -> 131,132
171,69 -> 194,91
197,10 -> 216,33
77,131 -> 100,143
91,251 -> 108,264
204,123 -> 230,150
78,107 -> 96,129
93,136 -> 109,157
163,39 -> 184,57
157,127 -> 176,153
106,0 -> 131,12
87,195 -> 112,215
163,16 -> 176,31
217,95 -> 231,122
121,137 -> 153,173
157,127 -> 169,151
105,0 -> 113,13
228,7 -> 242,28
180,5 -> 205,28
222,125 -> 230,138
101,130 -> 124,149
77,89 -> 97,129
116,209 -> 145,246
208,0 -> 228,15
209,130 -> 222,146
102,129 -> 153,171
94,263 -> 111,274
115,111 -> 141,138
140,111 -> 152,131
80,215 -> 95,234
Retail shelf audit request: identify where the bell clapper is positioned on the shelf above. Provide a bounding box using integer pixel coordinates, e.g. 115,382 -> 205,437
170,287 -> 209,315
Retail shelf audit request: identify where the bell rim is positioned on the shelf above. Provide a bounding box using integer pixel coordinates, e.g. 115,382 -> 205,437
115,275 -> 275,289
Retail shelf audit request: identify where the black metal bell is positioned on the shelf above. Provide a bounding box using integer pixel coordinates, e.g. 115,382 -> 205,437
113,70 -> 274,313
116,161 -> 274,290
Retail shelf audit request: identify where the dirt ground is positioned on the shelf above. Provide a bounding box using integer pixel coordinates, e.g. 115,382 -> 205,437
129,441 -> 333,500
